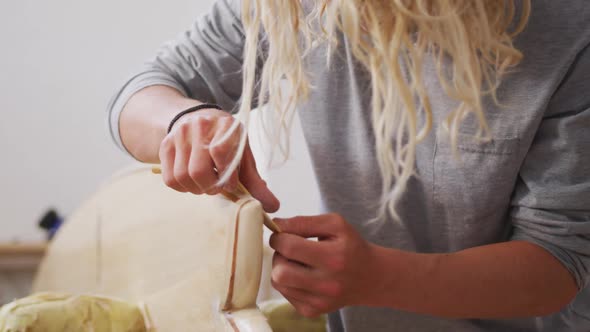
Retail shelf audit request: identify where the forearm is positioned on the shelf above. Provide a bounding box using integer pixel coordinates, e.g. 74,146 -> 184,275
367,240 -> 577,319
119,85 -> 204,163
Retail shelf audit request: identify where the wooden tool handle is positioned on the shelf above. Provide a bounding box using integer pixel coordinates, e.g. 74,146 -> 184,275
151,165 -> 280,233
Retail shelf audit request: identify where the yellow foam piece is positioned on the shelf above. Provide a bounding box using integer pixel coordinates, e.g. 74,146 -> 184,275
260,299 -> 327,332
0,292 -> 147,332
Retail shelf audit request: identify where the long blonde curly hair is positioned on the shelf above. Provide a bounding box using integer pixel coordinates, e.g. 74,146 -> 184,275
218,0 -> 531,221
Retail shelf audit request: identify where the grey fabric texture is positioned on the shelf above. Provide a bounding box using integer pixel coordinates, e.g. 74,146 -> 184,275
107,0 -> 590,331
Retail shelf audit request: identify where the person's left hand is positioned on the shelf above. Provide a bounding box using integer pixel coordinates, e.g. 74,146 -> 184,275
269,214 -> 379,317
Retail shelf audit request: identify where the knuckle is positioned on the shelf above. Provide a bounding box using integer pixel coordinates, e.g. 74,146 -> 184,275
187,165 -> 208,181
271,265 -> 289,285
271,252 -> 279,267
163,176 -> 177,189
193,115 -> 213,131
270,278 -> 278,289
174,169 -> 191,184
164,180 -> 186,193
160,135 -> 174,149
159,141 -> 175,158
175,120 -> 191,138
279,240 -> 295,258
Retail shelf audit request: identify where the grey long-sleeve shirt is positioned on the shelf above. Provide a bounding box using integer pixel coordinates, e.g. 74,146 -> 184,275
107,1 -> 590,331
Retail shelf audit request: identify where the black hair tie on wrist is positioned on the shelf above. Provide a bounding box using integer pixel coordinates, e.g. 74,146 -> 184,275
167,103 -> 223,134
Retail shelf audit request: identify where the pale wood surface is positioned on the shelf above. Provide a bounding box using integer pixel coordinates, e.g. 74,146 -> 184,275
0,243 -> 46,271
0,244 -> 46,255
33,167 -> 271,331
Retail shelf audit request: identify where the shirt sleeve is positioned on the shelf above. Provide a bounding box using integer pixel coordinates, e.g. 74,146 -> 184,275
106,0 -> 252,152
510,43 -> 590,290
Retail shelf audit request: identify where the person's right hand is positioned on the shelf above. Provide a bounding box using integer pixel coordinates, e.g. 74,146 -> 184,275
158,107 -> 280,213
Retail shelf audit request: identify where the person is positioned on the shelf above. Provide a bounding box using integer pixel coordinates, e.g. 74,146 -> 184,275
107,0 -> 590,331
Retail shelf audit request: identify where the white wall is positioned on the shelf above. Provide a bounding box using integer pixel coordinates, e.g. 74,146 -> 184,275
0,0 -> 320,243
0,0 -> 213,242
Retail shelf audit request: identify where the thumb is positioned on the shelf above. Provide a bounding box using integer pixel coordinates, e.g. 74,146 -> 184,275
239,142 -> 280,213
273,215 -> 339,238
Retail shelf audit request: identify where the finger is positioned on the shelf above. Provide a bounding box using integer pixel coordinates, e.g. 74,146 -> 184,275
173,133 -> 203,195
187,117 -> 220,195
272,252 -> 338,297
271,280 -> 326,318
269,232 -> 328,268
273,214 -> 343,239
239,141 -> 280,213
271,278 -> 309,303
273,252 -> 343,297
283,297 -> 321,318
272,252 -> 315,289
209,116 -> 240,192
188,144 -> 220,195
158,136 -> 188,193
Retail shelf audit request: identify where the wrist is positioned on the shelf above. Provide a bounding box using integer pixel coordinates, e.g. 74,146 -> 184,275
166,103 -> 223,134
357,244 -> 401,307
153,96 -> 201,136
361,245 -> 441,309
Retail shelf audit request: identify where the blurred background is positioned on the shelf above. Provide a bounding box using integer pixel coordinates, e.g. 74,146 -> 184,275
0,0 -> 320,303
